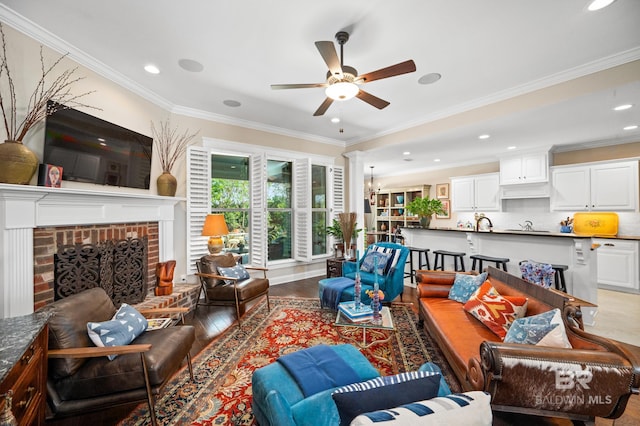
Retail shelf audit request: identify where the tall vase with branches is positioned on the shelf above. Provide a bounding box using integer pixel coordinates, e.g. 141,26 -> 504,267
151,119 -> 199,196
0,23 -> 96,184
338,212 -> 357,259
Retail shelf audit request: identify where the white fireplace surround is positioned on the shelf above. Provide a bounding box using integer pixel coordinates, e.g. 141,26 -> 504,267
0,184 -> 183,319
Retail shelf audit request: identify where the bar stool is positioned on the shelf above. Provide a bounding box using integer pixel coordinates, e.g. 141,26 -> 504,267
405,247 -> 431,283
551,264 -> 568,292
470,254 -> 509,272
433,250 -> 466,272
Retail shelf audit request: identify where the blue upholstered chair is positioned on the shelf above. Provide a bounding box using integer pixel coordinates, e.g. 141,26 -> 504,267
341,242 -> 410,303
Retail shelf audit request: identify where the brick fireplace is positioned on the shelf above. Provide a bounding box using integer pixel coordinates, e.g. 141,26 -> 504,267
0,184 -> 181,318
33,222 -> 159,311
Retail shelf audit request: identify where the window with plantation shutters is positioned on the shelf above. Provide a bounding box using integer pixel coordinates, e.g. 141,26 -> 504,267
186,140 -> 342,272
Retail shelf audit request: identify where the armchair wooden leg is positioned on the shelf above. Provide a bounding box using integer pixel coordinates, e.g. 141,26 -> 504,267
186,352 -> 194,381
140,353 -> 158,426
266,294 -> 271,312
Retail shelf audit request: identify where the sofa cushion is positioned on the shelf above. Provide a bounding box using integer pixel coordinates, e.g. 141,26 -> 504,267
448,272 -> 487,303
332,371 -> 441,426
463,281 -> 528,339
360,250 -> 392,275
47,287 -> 117,379
87,303 -> 148,360
217,264 -> 250,284
504,308 -> 572,348
350,391 -> 492,426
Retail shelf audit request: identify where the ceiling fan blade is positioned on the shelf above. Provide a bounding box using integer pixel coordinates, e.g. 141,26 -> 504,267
356,90 -> 390,110
313,98 -> 334,116
315,41 -> 343,79
271,83 -> 328,90
357,60 -> 416,83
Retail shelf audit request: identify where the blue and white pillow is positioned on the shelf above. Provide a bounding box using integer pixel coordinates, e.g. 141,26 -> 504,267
217,264 -> 250,284
360,251 -> 392,275
350,391 -> 492,426
365,245 -> 401,275
504,308 -> 572,348
448,272 -> 487,303
332,371 -> 441,426
87,303 -> 148,360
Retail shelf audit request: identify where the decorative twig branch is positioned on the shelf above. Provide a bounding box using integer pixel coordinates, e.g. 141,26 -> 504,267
0,23 -> 97,142
150,119 -> 199,173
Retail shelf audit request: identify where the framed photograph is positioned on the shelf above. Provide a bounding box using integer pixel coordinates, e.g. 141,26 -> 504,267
38,164 -> 63,188
436,183 -> 449,199
436,199 -> 451,219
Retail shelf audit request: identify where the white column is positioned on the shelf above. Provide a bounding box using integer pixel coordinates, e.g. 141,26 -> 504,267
343,151 -> 367,254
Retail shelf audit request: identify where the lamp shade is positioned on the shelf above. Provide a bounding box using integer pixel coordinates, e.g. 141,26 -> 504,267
201,214 -> 229,254
325,82 -> 359,101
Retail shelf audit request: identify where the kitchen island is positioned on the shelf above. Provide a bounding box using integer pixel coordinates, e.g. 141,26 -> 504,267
403,227 -> 605,325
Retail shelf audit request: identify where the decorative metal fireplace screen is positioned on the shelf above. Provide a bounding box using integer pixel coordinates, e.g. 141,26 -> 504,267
54,237 -> 148,305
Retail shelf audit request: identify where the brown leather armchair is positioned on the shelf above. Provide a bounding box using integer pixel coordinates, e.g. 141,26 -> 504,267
195,253 -> 270,325
44,287 -> 195,426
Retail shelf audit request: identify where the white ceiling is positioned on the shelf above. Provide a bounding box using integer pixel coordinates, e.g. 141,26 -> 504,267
1,0 -> 639,177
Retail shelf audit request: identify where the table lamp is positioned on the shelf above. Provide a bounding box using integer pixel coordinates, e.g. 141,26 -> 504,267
201,214 -> 229,254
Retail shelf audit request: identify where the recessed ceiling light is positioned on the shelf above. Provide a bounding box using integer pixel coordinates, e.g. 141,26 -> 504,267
478,134 -> 490,140
613,104 -> 633,111
97,138 -> 105,142
178,58 -> 204,72
588,0 -> 616,11
433,158 -> 441,162
144,64 -> 160,74
403,151 -> 411,155
507,146 -> 516,150
223,99 -> 241,107
331,117 -> 340,124
624,125 -> 638,131
418,73 -> 442,85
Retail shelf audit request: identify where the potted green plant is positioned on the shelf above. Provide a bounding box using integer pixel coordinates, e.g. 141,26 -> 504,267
406,196 -> 445,228
326,218 -> 362,258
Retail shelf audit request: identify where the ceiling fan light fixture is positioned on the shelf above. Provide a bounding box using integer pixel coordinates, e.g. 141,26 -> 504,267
325,82 -> 359,101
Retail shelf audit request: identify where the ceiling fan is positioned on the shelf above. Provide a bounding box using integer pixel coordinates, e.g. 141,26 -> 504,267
271,31 -> 416,116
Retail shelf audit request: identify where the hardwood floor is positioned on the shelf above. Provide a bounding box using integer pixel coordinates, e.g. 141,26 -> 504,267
48,277 -> 639,425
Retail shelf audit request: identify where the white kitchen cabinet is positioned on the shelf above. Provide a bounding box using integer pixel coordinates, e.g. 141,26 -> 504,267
451,173 -> 500,212
594,238 -> 639,293
500,152 -> 548,185
551,160 -> 638,211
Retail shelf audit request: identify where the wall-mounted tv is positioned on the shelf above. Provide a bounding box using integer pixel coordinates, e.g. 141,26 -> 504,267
43,102 -> 153,189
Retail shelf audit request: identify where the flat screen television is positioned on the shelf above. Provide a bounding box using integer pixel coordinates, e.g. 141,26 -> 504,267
43,102 -> 153,189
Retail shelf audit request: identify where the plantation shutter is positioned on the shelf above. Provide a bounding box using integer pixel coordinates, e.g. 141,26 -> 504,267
331,165 -> 344,218
294,158 -> 311,262
250,153 -> 267,267
186,146 -> 211,274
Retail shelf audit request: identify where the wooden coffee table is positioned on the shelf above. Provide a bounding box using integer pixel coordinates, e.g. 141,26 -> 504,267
334,306 -> 396,363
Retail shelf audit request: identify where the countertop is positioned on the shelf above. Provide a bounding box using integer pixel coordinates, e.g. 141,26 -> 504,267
405,227 -> 640,241
0,311 -> 50,383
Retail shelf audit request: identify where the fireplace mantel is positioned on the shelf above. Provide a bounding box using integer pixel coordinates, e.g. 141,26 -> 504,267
0,184 -> 184,318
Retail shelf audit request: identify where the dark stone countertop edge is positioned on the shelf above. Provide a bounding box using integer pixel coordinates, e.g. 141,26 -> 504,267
403,227 -> 640,240
0,311 -> 51,384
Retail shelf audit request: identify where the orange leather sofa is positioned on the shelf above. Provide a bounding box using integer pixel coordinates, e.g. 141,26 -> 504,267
416,266 -> 640,422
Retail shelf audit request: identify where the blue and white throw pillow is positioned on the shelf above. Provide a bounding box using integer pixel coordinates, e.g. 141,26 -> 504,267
87,303 -> 148,360
448,272 -> 487,303
217,264 -> 250,284
332,371 -> 441,426
350,391 -> 492,426
360,251 -> 392,275
504,308 -> 572,348
368,245 -> 401,275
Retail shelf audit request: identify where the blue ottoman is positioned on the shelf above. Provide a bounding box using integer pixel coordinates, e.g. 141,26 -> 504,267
251,344 -> 380,426
318,277 -> 356,309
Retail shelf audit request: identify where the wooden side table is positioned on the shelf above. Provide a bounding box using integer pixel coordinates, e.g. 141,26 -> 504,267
326,258 -> 347,278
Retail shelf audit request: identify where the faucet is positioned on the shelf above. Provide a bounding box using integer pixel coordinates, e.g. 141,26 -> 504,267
476,215 -> 493,232
520,220 -> 533,231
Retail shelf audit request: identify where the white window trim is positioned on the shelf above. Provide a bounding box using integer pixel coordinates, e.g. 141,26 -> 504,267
186,138 -> 342,273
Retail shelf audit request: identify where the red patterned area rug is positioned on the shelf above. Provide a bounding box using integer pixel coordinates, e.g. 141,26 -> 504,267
120,297 -> 459,425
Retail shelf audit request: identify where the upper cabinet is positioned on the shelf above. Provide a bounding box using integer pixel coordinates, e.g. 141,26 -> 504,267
550,160 -> 638,211
500,152 -> 549,185
451,173 -> 500,212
